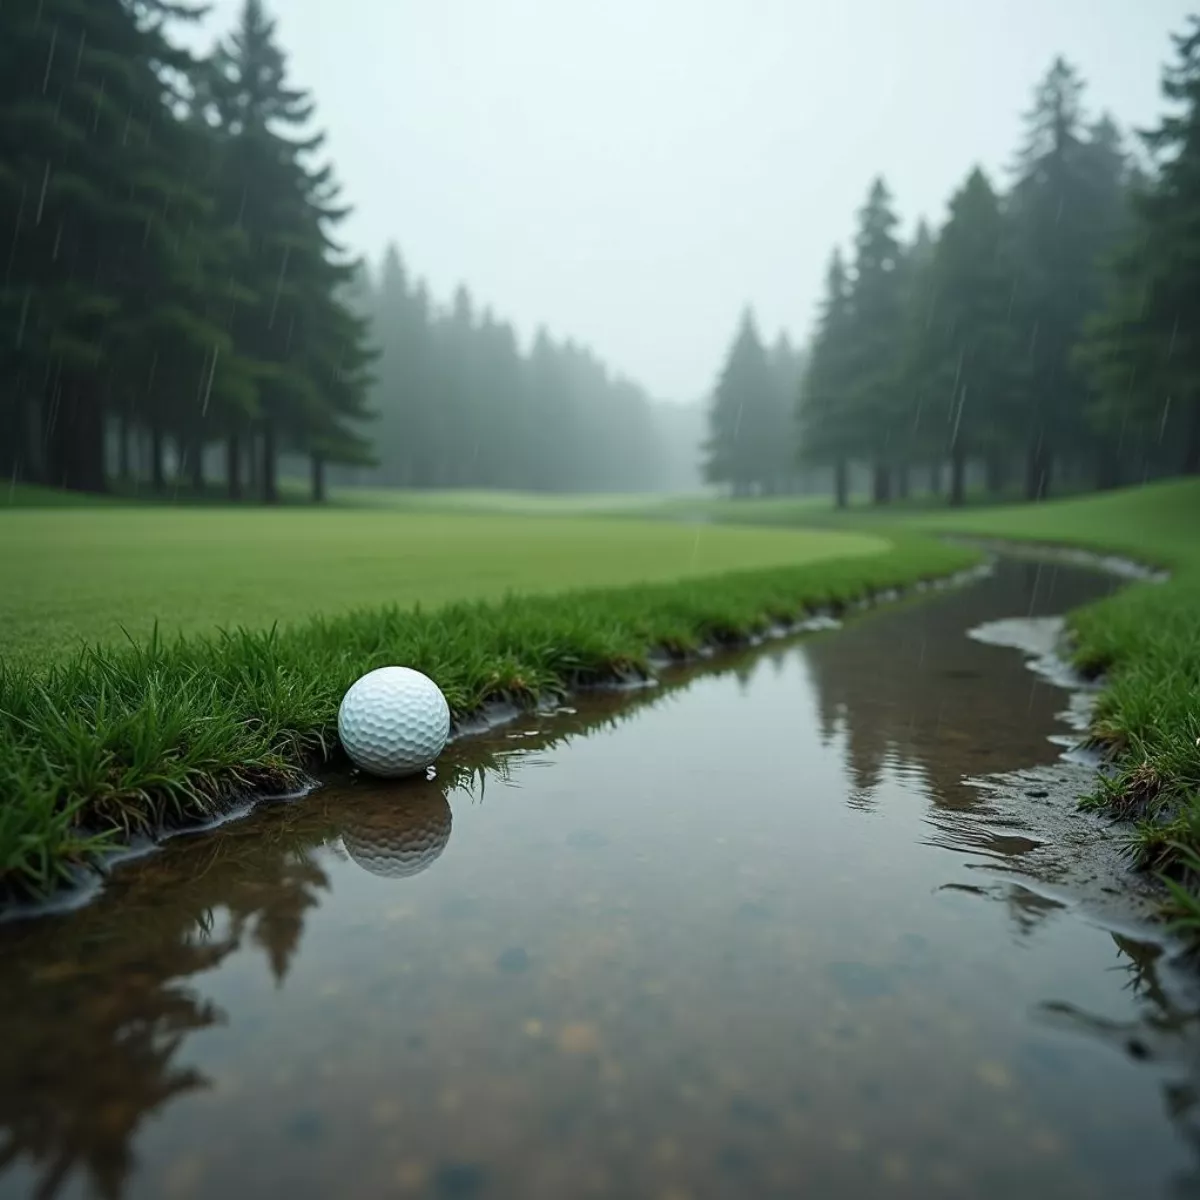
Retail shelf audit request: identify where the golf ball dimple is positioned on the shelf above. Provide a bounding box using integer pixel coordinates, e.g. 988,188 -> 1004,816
337,666 -> 451,778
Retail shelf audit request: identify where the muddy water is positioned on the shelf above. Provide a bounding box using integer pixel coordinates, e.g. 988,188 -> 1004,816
3,559 -> 1200,1200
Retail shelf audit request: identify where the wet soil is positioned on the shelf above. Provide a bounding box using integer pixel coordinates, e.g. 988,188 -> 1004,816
2,558 -> 1199,1200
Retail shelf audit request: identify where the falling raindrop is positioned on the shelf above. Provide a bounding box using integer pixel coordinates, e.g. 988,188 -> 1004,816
269,246 -> 291,329
1026,561 -> 1044,619
951,386 -> 967,445
42,24 -> 57,93
34,163 -> 50,225
199,346 -> 219,416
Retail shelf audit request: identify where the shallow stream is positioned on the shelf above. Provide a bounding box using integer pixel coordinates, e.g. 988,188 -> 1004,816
2,559 -> 1199,1199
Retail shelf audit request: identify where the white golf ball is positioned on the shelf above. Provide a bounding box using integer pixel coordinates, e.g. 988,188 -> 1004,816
337,666 -> 451,778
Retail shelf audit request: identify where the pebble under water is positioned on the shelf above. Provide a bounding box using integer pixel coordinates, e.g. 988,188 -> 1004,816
2,559 -> 1200,1200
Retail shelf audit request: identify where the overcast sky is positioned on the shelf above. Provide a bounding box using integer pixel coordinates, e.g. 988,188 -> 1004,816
190,1 -> 1194,403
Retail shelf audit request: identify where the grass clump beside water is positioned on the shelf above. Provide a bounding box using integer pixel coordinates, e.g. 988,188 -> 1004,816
0,532 -> 977,900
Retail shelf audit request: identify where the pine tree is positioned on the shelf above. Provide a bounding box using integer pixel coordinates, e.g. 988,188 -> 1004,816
1078,17 -> 1200,476
914,167 -> 1026,505
894,219 -> 938,496
764,333 -> 803,494
703,309 -> 775,495
0,0 -> 239,493
797,249 -> 856,507
203,0 -> 372,503
1007,58 -> 1128,498
845,177 -> 908,503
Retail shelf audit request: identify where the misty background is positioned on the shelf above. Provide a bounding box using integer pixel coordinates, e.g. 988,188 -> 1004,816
3,1 -> 1197,500
186,0 -> 1189,400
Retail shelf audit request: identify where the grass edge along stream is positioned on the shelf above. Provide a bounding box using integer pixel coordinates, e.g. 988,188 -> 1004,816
0,532 -> 978,903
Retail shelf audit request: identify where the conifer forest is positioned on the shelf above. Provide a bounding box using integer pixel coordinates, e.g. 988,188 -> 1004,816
3,3 -> 1199,506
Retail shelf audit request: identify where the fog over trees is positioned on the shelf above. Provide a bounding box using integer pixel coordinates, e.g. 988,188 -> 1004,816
1,0 -> 702,501
2,2 -> 1195,506
706,37 -> 1200,504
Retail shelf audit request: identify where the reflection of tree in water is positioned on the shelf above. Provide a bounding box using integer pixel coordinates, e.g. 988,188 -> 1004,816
0,813 -> 331,1199
234,851 -> 331,985
799,561 -> 1119,816
0,668 -> 709,1200
1003,882 -> 1065,937
0,935 -> 231,1200
733,657 -> 757,695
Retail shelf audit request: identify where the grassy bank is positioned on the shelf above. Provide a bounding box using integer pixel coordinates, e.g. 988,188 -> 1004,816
0,524 -> 978,900
0,508 -> 889,661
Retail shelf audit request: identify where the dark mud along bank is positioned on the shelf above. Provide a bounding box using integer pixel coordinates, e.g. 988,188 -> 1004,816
5,554 -> 1200,1200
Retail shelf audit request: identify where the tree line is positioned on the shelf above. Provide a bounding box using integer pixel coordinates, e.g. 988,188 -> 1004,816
1,0 -> 377,501
705,30 -> 1200,505
332,247 -> 696,494
1,0 -> 697,502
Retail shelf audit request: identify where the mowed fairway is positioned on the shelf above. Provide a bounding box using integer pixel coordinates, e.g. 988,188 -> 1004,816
0,506 -> 890,660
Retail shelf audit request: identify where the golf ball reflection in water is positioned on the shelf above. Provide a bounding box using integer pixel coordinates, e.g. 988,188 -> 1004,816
337,666 -> 451,778
340,793 -> 453,878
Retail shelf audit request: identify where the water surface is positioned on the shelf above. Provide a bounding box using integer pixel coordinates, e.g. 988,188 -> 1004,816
3,559 -> 1199,1200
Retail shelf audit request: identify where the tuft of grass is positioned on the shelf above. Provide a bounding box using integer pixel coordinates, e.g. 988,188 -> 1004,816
0,533 -> 977,899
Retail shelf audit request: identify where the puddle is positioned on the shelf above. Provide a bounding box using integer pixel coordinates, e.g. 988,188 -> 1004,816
3,559 -> 1200,1199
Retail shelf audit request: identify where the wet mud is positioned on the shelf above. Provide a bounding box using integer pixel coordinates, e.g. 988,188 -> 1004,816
2,557 -> 1199,1200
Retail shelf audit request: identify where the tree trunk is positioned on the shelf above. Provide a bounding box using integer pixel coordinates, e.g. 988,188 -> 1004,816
834,459 -> 848,509
0,396 -> 17,482
895,462 -> 910,500
1024,439 -> 1051,501
248,434 -> 260,494
261,420 -> 278,504
871,462 -> 891,505
45,381 -> 106,493
311,453 -> 326,503
929,461 -> 942,496
150,421 -> 165,493
16,396 -> 40,483
949,445 -> 967,507
226,434 -> 242,500
117,413 -> 131,482
190,438 -> 205,494
1095,444 -> 1121,491
985,452 -> 1008,496
1183,397 -> 1200,475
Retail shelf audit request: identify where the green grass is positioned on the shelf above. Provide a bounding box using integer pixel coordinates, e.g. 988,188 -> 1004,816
327,486 -> 690,514
0,530 -> 979,899
1,483 -> 133,508
1,479 -> 698,514
0,508 -> 895,662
